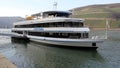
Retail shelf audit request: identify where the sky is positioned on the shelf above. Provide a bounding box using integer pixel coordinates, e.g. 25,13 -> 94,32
0,0 -> 120,17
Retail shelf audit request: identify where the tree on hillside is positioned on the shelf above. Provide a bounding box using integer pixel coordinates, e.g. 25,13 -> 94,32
110,12 -> 120,20
109,11 -> 120,20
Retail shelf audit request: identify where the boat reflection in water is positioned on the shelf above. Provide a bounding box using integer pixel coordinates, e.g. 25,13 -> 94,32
9,41 -> 104,68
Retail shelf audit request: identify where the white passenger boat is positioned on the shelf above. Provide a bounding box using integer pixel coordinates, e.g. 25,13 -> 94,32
12,11 -> 106,47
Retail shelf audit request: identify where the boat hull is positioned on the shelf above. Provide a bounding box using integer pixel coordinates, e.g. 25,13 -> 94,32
27,35 -> 104,47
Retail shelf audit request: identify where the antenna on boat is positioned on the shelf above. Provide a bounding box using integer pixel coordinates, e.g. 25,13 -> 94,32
53,2 -> 57,10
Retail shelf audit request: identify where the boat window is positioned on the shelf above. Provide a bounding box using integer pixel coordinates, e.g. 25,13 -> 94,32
43,12 -> 70,18
83,33 -> 89,38
13,31 -> 89,39
14,22 -> 84,28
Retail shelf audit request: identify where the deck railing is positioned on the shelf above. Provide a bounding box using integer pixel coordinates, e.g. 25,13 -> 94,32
91,36 -> 107,39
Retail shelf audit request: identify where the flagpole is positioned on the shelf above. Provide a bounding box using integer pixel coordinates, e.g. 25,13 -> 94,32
106,19 -> 109,39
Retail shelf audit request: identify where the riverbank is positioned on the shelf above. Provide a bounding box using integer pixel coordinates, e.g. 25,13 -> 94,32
0,53 -> 17,68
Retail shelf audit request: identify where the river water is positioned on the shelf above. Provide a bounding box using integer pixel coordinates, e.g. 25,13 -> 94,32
0,30 -> 120,68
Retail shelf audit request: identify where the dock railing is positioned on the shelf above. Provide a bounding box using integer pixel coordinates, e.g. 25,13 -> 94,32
0,29 -> 24,37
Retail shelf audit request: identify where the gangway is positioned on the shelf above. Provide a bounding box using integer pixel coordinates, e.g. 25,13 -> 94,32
0,29 -> 23,37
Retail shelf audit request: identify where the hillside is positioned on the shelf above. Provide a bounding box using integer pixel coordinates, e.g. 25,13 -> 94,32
70,3 -> 120,28
0,17 -> 25,28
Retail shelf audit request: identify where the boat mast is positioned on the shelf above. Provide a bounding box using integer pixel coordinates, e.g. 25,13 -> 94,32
53,2 -> 57,10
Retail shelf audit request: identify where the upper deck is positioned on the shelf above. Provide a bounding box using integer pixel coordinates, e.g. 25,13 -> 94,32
14,17 -> 84,26
13,11 -> 85,28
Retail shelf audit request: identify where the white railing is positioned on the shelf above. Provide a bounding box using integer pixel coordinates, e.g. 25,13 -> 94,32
0,29 -> 11,33
91,36 -> 107,39
0,29 -> 26,37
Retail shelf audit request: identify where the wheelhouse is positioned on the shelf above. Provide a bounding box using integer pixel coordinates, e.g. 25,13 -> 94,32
32,11 -> 72,18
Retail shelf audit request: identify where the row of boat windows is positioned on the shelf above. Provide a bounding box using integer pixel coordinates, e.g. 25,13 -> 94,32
13,31 -> 89,39
15,22 -> 84,28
